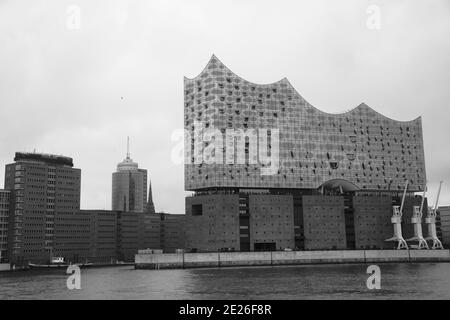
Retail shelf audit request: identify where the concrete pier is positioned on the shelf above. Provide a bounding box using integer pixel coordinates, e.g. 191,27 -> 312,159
0,263 -> 10,272
135,250 -> 450,270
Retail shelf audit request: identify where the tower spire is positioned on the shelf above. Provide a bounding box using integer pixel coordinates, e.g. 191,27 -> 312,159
126,136 -> 130,159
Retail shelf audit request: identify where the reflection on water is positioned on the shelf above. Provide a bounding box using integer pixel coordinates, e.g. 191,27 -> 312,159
1,263 -> 450,299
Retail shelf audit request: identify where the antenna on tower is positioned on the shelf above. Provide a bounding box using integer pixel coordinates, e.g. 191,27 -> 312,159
126,136 -> 130,159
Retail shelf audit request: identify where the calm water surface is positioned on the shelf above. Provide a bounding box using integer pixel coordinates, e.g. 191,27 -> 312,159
1,263 -> 450,299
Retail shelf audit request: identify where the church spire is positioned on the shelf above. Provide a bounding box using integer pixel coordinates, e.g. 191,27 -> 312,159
146,180 -> 156,214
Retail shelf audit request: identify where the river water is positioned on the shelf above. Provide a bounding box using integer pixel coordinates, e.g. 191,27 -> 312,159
1,263 -> 450,299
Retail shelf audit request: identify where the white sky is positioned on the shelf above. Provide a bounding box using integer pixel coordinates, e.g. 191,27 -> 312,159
1,0 -> 449,213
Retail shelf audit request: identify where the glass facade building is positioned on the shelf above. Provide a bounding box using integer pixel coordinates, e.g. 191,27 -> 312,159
184,55 -> 426,192
183,56 -> 430,252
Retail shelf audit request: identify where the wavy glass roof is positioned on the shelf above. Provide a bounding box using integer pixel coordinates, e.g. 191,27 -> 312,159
184,55 -> 426,192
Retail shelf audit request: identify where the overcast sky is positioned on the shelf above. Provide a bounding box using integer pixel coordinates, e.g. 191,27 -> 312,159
1,0 -> 449,213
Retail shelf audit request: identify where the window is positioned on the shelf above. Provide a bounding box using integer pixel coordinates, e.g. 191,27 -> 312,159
330,162 -> 339,169
192,204 -> 203,216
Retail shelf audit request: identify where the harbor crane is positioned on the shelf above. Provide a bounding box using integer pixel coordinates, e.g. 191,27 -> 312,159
386,180 -> 409,250
425,181 -> 444,250
406,186 -> 429,249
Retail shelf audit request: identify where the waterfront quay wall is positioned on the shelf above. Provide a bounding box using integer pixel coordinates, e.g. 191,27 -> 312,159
135,250 -> 450,270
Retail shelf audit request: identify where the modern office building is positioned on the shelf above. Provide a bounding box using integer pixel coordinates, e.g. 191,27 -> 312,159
53,209 -> 92,263
50,209 -> 118,264
54,208 -> 185,263
112,140 -> 148,213
0,190 -> 10,262
117,211 -> 161,261
79,210 -> 119,263
438,206 -> 450,247
115,211 -> 186,261
160,213 -> 185,253
1,150 -> 182,264
4,152 -> 81,264
183,55 -> 430,252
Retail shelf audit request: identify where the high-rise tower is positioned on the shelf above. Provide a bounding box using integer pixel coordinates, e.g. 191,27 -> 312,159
112,138 -> 148,213
4,152 -> 81,264
0,189 -> 10,262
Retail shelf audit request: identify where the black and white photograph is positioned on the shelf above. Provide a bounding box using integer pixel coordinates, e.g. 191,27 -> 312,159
1,0 -> 450,307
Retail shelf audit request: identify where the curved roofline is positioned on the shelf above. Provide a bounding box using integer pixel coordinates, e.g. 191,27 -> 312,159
185,55 -> 422,123
184,54 -> 217,81
283,76 -> 421,123
184,54 -> 288,87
